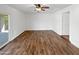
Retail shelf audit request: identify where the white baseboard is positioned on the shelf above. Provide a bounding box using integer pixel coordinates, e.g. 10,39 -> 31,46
0,31 -> 25,49
0,40 -> 11,49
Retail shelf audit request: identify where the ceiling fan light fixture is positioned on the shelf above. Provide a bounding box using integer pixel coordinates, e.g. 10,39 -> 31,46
36,7 -> 42,11
34,4 -> 49,12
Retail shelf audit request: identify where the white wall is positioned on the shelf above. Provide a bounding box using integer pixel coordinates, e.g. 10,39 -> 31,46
25,13 -> 57,32
0,16 -> 3,32
53,5 -> 79,48
0,16 -> 2,32
69,5 -> 79,48
0,4 -> 28,40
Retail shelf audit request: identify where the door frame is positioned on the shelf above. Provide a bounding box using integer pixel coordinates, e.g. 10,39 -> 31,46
62,11 -> 70,35
0,14 -> 10,49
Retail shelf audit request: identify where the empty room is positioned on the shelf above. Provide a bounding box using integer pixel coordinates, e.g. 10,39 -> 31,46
0,4 -> 79,55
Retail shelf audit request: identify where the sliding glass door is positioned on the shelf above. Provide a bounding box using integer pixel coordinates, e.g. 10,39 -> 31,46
0,15 -> 9,48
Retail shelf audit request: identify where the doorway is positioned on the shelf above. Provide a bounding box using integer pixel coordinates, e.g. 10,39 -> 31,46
61,11 -> 69,41
0,14 -> 9,48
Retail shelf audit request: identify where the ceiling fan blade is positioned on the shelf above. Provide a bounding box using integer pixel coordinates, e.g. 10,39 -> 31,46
41,8 -> 45,11
42,7 -> 49,9
34,4 -> 41,8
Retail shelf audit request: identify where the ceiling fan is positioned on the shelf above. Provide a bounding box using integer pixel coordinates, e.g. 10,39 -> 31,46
34,4 -> 49,12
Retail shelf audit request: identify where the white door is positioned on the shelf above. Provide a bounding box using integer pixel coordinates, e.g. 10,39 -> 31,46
62,11 -> 69,35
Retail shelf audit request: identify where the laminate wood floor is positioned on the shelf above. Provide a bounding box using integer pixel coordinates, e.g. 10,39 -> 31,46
0,30 -> 79,55
61,35 -> 69,42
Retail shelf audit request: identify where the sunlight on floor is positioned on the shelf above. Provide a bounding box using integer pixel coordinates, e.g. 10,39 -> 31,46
0,32 -> 8,47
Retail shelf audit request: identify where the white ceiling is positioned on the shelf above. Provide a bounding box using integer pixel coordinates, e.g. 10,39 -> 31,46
8,4 -> 71,13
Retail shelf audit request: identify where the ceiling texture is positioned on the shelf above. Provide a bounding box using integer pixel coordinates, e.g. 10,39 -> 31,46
8,4 -> 71,14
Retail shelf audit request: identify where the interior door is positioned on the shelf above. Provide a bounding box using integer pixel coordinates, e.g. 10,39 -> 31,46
62,11 -> 69,35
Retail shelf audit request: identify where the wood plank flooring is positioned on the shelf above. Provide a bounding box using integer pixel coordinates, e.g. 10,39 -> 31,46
0,30 -> 79,55
61,35 -> 69,42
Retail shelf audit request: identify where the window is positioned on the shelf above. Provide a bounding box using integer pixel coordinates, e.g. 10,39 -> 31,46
3,16 -> 8,31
